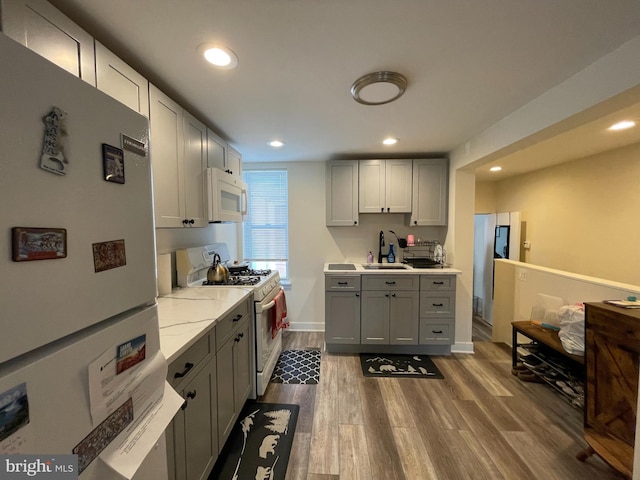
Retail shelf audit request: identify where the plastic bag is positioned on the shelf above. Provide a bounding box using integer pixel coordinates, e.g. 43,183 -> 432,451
558,303 -> 585,355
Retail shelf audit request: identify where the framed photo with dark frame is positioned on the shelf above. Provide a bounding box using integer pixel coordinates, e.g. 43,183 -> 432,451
12,227 -> 67,261
102,143 -> 125,184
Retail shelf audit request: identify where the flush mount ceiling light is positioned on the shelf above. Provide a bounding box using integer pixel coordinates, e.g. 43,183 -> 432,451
383,137 -> 398,145
608,120 -> 636,131
351,71 -> 407,105
489,166 -> 502,172
267,140 -> 286,148
199,44 -> 238,69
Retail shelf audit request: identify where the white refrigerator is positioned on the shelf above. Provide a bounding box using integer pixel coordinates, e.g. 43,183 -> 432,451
0,34 -> 178,479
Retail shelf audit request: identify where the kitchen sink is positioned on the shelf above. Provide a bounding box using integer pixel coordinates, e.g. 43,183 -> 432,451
362,264 -> 409,270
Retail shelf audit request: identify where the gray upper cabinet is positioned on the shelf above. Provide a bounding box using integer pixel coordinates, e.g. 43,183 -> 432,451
359,159 -> 412,213
409,159 -> 448,226
326,160 -> 359,226
150,85 -> 208,228
1,0 -> 96,85
95,41 -> 149,117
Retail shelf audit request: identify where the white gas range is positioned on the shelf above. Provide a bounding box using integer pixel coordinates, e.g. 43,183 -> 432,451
175,244 -> 284,397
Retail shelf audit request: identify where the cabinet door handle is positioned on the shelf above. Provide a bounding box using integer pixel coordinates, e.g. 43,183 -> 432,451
414,220 -> 418,225
385,281 -> 396,285
391,293 -> 396,297
174,362 -> 194,379
433,303 -> 444,307
181,390 -> 197,410
381,207 -> 384,212
385,294 -> 390,297
355,293 -> 360,297
182,219 -> 189,225
233,314 -> 243,322
387,207 -> 390,213
432,330 -> 443,334
354,221 -> 358,225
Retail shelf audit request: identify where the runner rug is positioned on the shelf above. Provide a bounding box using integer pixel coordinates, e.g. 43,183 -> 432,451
359,353 -> 444,379
210,402 -> 299,480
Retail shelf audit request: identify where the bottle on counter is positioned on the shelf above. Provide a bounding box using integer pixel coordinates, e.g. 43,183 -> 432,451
388,243 -> 395,263
367,251 -> 374,264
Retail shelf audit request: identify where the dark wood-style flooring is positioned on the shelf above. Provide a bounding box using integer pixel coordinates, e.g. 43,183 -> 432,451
258,322 -> 625,479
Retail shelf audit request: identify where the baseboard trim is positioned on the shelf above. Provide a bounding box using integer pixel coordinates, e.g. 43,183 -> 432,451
286,322 -> 324,332
452,342 -> 474,354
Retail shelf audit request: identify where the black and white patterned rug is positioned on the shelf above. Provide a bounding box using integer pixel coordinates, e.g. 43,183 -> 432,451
360,353 -> 444,379
209,402 -> 299,480
270,349 -> 321,384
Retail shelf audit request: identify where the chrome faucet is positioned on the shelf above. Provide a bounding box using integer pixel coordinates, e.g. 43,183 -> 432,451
378,230 -> 386,263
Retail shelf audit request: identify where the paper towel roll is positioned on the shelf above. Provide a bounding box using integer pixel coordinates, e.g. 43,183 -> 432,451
157,253 -> 172,295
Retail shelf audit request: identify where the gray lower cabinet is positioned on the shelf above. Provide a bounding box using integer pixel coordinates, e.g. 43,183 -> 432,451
325,275 -> 361,344
419,275 -> 456,344
361,275 -> 419,345
167,297 -> 252,480
216,300 -> 252,450
167,333 -> 217,480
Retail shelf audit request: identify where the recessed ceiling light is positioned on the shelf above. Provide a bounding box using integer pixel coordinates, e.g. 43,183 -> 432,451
199,44 -> 238,69
267,140 -> 286,148
489,166 -> 502,172
383,137 -> 398,145
351,71 -> 407,105
608,120 -> 636,131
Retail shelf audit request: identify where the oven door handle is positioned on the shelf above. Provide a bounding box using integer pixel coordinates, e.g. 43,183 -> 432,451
256,299 -> 276,313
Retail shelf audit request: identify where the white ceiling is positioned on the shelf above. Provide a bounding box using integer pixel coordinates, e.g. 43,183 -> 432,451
50,0 -> 640,179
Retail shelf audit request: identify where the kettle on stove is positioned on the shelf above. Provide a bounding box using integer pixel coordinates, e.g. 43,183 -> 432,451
207,253 -> 229,284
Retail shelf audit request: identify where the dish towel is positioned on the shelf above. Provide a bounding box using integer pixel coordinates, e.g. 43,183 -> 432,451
271,288 -> 289,339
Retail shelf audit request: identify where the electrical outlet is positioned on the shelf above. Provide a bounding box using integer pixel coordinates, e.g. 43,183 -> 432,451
519,271 -> 527,281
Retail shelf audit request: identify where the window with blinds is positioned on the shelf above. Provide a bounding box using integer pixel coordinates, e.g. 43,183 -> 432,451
242,169 -> 289,279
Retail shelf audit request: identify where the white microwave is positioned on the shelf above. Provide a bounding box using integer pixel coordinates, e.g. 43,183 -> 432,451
206,168 -> 247,222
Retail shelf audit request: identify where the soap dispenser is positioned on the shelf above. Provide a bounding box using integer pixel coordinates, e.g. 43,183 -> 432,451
367,251 -> 374,264
388,243 -> 395,263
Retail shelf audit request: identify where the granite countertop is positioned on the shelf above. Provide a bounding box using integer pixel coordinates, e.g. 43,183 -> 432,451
323,262 -> 461,274
157,286 -> 253,363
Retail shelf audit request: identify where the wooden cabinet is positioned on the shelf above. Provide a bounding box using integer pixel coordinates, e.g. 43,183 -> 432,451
419,275 -> 456,344
0,0 -> 96,85
325,275 -> 361,345
409,159 -> 448,226
150,85 -> 207,228
361,275 -> 419,345
166,333 -> 217,480
577,302 -> 639,479
215,299 -> 252,450
95,41 -> 149,116
359,159 -> 412,213
326,160 -> 359,226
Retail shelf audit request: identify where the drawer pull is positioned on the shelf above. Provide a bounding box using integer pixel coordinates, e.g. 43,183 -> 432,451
233,314 -> 243,322
338,282 -> 348,285
385,281 -> 396,285
433,281 -> 444,285
433,303 -> 444,307
174,362 -> 194,379
432,330 -> 443,334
